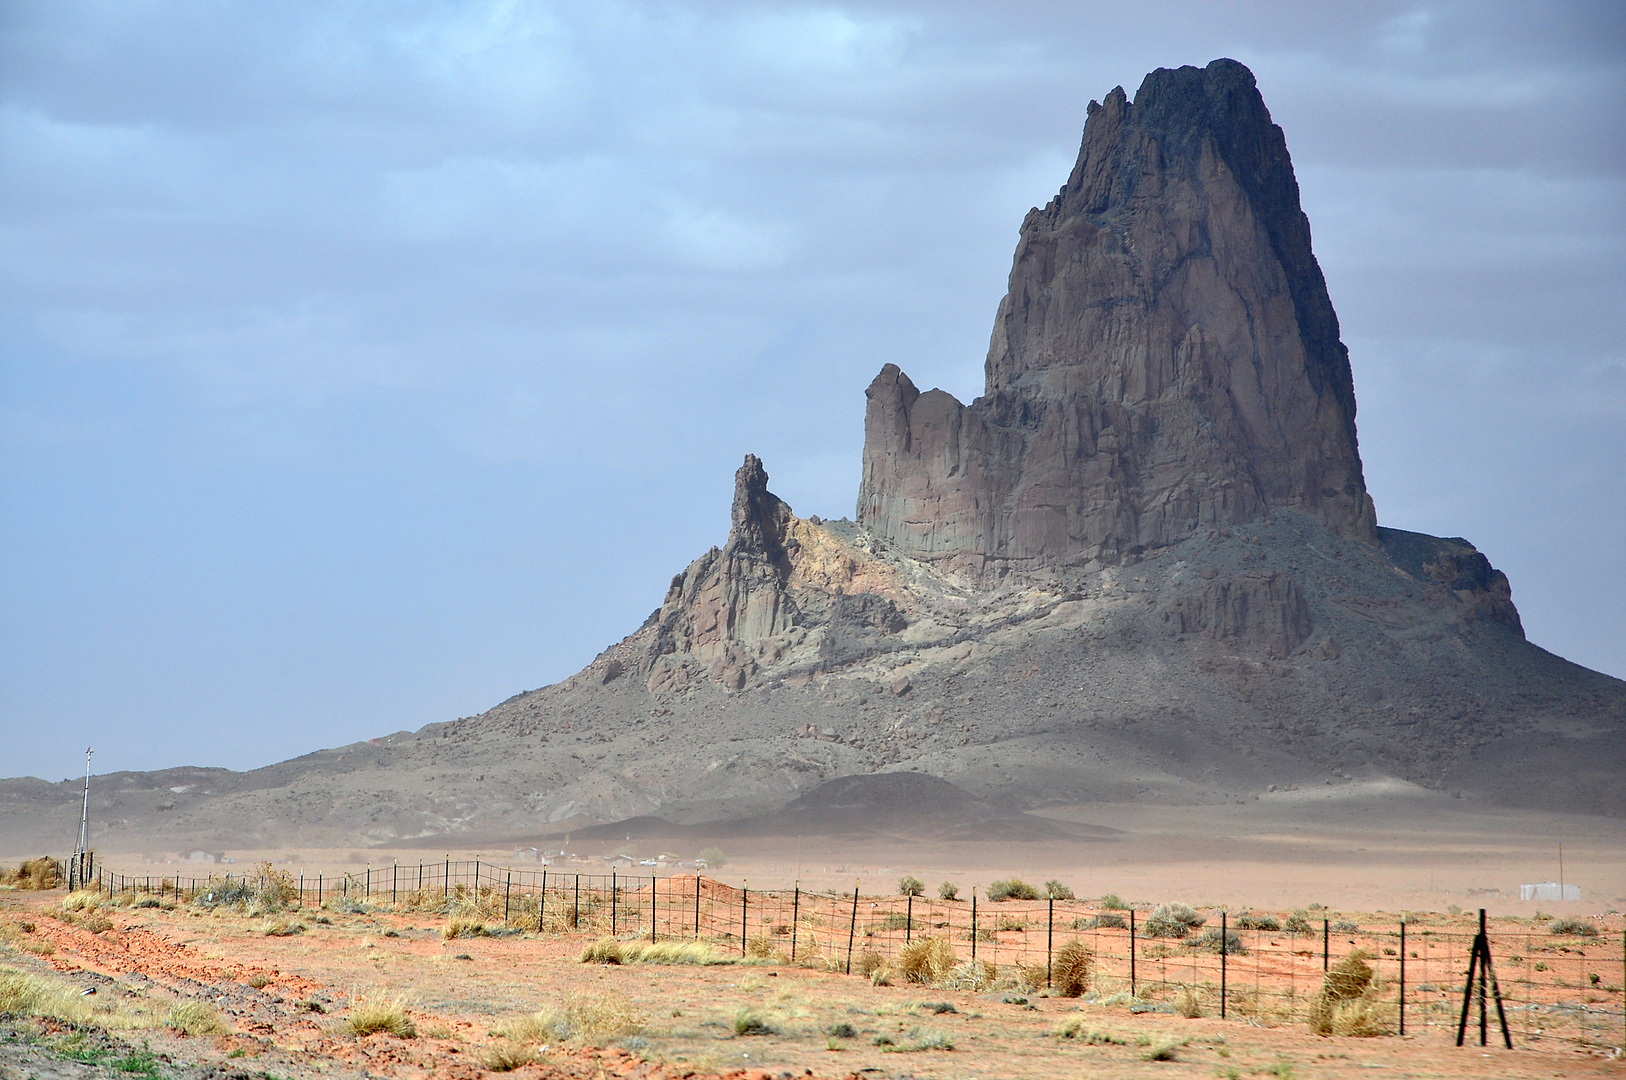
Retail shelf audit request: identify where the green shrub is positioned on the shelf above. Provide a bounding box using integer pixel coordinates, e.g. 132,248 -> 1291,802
1143,903 -> 1205,938
1233,911 -> 1279,931
1550,918 -> 1599,937
898,875 -> 924,897
937,882 -> 959,901
987,879 -> 1041,902
1045,880 -> 1075,900
1099,893 -> 1126,910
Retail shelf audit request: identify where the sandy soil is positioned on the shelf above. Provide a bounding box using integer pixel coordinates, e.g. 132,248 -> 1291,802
3,877 -> 1622,1080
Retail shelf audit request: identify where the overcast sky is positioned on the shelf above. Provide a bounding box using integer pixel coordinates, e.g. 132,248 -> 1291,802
2,1 -> 1622,784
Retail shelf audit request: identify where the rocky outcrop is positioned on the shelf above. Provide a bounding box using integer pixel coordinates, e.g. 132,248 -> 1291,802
1378,527 -> 1524,634
859,59 -> 1377,577
1162,573 -> 1312,658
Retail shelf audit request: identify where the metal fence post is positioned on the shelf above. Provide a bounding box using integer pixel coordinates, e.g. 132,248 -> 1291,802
505,871 -> 512,925
1323,919 -> 1329,971
444,858 -> 449,902
651,875 -> 657,943
845,885 -> 859,975
1399,919 -> 1406,1036
392,864 -> 398,906
791,885 -> 800,960
1047,897 -> 1054,988
741,886 -> 748,957
907,892 -> 913,944
1220,910 -> 1227,1018
1130,908 -> 1137,997
612,870 -> 618,936
538,869 -> 547,932
694,875 -> 701,939
574,874 -> 580,930
971,890 -> 977,962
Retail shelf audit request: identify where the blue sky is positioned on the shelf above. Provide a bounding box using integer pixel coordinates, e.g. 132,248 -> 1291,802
3,1 -> 1622,782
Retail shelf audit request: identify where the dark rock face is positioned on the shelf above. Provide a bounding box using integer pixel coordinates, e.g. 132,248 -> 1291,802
859,59 -> 1376,576
1378,527 -> 1523,635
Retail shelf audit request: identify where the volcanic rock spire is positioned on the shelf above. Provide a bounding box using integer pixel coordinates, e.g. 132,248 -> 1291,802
860,59 -> 1377,576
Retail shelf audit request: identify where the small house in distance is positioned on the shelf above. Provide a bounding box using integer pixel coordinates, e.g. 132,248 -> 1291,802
182,850 -> 218,864
512,846 -> 539,863
1521,882 -> 1581,901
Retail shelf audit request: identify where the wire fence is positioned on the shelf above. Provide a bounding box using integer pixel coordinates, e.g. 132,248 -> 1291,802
80,858 -> 1625,1049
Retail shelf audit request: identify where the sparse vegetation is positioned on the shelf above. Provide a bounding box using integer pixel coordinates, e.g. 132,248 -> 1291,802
938,959 -> 998,992
1045,880 -> 1075,900
346,991 -> 417,1037
1054,939 -> 1091,997
165,1001 -> 227,1036
1143,1037 -> 1183,1061
1283,911 -> 1314,934
579,937 -> 730,965
1550,918 -> 1599,937
1234,911 -> 1280,931
897,875 -> 924,897
1176,986 -> 1202,1017
1099,893 -> 1127,910
1052,1017 -> 1126,1043
937,882 -> 959,901
987,878 -> 1041,901
1078,913 -> 1127,929
475,1041 -> 535,1070
1194,927 -> 1246,955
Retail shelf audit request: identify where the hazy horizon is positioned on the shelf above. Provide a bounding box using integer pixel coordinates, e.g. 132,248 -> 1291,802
3,1 -> 1623,783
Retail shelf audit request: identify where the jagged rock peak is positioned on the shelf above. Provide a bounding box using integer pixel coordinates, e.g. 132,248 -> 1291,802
860,58 -> 1377,577
728,453 -> 792,561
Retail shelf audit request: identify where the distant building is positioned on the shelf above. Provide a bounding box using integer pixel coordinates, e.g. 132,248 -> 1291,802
1520,882 -> 1581,901
512,847 -> 540,863
182,850 -> 218,864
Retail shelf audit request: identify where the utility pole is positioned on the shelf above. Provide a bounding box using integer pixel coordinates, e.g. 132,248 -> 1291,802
72,748 -> 93,889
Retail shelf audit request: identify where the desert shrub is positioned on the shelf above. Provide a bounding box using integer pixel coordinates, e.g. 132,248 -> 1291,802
347,992 -> 417,1038
1233,911 -> 1279,931
1142,1037 -> 1182,1060
1143,903 -> 1205,938
166,1001 -> 227,1036
898,875 -> 924,897
995,915 -> 1027,932
1283,911 -> 1314,934
1099,893 -> 1126,910
1054,939 -> 1091,997
1309,952 -> 1390,1036
732,1008 -> 773,1035
1332,919 -> 1358,933
1550,918 -> 1599,937
1175,986 -> 1202,1017
442,918 -> 489,940
2,858 -> 61,890
1013,963 -> 1046,991
261,918 -> 303,936
193,864 -> 298,914
875,913 -> 918,932
987,878 -> 1041,902
938,959 -> 998,992
0,968 -> 88,1022
1077,913 -> 1126,930
1045,880 -> 1075,900
1193,927 -> 1245,955
80,914 -> 114,934
475,1041 -> 534,1071
131,897 -> 161,910
696,847 -> 726,868
853,950 -> 887,979
897,936 -> 958,984
884,1028 -> 953,1052
828,1021 -> 857,1038
937,882 -> 959,901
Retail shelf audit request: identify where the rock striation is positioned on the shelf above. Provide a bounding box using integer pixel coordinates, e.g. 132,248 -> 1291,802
860,59 -> 1376,576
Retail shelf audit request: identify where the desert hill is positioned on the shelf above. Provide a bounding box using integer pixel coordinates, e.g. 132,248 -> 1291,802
2,59 -> 1621,855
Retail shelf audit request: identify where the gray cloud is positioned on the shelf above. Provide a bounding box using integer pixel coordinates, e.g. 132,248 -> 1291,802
2,1 -> 1621,781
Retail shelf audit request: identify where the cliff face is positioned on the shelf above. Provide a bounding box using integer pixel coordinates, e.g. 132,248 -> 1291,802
859,59 -> 1376,576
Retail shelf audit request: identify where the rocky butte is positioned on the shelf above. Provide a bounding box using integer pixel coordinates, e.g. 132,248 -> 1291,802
0,59 -> 1620,851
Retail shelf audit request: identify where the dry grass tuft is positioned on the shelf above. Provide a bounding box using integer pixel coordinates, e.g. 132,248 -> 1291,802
938,960 -> 998,993
579,937 -> 729,965
1176,986 -> 1203,1018
475,1041 -> 536,1070
262,918 -> 304,936
853,950 -> 887,980
346,991 -> 417,1038
166,1000 -> 228,1036
1052,1017 -> 1126,1043
1549,917 -> 1599,937
531,990 -> 644,1046
61,890 -> 105,913
0,965 -> 158,1030
1309,952 -> 1391,1037
2,858 -> 61,890
442,917 -> 489,940
897,936 -> 958,985
1054,939 -> 1092,997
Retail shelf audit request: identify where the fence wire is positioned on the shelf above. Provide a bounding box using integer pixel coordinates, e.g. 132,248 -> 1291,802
82,860 -> 1625,1049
